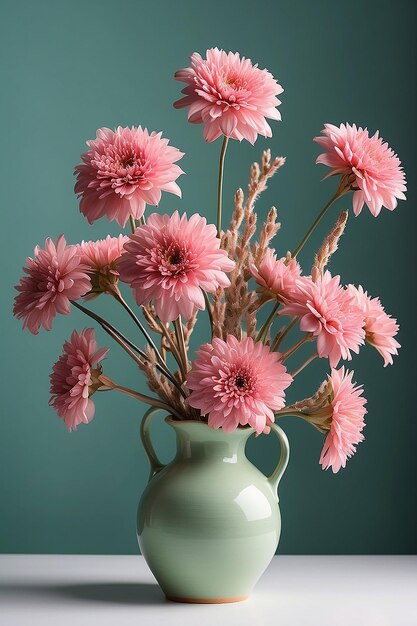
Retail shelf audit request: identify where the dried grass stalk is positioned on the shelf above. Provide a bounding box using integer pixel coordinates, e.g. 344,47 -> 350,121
252,206 -> 281,269
312,210 -> 348,282
183,310 -> 198,346
142,303 -> 162,334
215,150 -> 285,339
212,287 -> 226,339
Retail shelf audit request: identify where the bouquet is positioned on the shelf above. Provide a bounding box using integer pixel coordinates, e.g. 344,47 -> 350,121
14,47 -> 406,474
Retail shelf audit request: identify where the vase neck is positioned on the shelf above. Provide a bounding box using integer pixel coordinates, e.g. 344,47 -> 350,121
169,421 -> 253,462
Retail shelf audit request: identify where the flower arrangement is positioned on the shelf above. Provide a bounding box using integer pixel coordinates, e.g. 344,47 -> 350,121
14,47 -> 406,473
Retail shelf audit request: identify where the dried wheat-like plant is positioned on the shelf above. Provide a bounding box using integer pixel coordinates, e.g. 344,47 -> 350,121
213,150 -> 285,340
311,210 -> 348,282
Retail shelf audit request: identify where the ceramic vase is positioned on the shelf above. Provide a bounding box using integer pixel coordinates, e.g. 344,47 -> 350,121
137,408 -> 289,603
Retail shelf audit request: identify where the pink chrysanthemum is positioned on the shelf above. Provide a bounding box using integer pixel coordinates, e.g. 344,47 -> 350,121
320,367 -> 367,473
74,126 -> 184,227
251,249 -> 302,304
314,123 -> 407,217
282,272 -> 365,367
174,47 -> 283,144
348,285 -> 400,366
118,211 -> 235,322
79,235 -> 129,299
49,328 -> 109,431
186,336 -> 293,434
13,235 -> 91,334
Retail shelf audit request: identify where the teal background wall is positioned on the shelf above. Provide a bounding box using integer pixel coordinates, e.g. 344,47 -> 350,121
1,0 -> 416,555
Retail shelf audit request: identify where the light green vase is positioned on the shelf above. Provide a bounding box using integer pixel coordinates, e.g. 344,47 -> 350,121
137,408 -> 289,603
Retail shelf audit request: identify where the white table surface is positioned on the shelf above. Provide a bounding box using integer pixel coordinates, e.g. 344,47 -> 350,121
0,555 -> 416,626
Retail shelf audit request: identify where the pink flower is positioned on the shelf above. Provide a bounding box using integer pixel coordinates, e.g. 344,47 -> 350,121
13,235 -> 91,334
282,272 -> 365,367
80,234 -> 129,270
74,126 -> 184,227
319,367 -> 367,473
118,211 -> 235,322
186,336 -> 293,434
348,285 -> 400,366
79,235 -> 129,299
251,250 -> 302,304
174,47 -> 283,144
314,123 -> 407,217
49,328 -> 109,431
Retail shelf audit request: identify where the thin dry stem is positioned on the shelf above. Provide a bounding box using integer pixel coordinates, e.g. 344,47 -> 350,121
100,374 -> 185,421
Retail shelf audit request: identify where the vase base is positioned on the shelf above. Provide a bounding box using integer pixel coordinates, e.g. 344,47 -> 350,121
166,594 -> 249,604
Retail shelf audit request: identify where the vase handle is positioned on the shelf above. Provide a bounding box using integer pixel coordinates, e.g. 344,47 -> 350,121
267,423 -> 290,500
140,407 -> 168,481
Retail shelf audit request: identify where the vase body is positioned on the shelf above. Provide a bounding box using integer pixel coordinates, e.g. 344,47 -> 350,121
137,415 -> 289,603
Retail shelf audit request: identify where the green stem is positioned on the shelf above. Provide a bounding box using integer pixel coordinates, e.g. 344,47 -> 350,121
72,300 -> 146,358
271,317 -> 298,352
217,136 -> 229,237
71,300 -> 185,396
279,333 -> 312,362
274,408 -> 306,419
292,183 -> 349,258
256,301 -> 280,343
111,291 -> 170,371
291,352 -> 318,377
